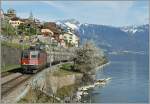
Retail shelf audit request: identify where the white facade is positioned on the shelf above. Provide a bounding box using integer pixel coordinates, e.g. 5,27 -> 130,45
9,19 -> 24,27
41,29 -> 54,36
63,31 -> 79,47
72,34 -> 79,47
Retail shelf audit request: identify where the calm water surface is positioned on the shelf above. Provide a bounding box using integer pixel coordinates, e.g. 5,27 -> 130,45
85,54 -> 149,103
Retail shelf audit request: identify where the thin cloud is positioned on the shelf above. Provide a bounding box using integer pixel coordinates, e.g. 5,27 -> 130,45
2,1 -> 39,5
2,1 -> 148,26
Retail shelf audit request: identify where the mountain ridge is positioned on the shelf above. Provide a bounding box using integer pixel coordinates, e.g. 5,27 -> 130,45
57,19 -> 149,54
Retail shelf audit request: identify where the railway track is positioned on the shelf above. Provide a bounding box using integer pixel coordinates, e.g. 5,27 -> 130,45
1,74 -> 31,98
1,72 -> 12,78
1,67 -> 44,98
1,68 -> 22,78
1,61 -> 69,99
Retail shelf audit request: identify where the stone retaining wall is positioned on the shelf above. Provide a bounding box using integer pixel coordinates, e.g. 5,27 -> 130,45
29,64 -> 83,94
16,63 -> 83,102
1,45 -> 22,67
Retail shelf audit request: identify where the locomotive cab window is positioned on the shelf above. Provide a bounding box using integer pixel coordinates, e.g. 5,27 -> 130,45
30,51 -> 39,58
22,51 -> 29,58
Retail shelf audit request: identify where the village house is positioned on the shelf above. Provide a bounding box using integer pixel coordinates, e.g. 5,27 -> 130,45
4,8 -> 16,19
59,34 -> 66,47
62,27 -> 79,47
9,17 -> 24,27
39,27 -> 59,47
41,22 -> 62,46
41,28 -> 54,37
37,28 -> 54,44
72,33 -> 80,47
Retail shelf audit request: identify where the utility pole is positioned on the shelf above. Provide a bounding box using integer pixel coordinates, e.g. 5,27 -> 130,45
49,35 -> 52,68
29,24 -> 31,46
6,20 -> 8,38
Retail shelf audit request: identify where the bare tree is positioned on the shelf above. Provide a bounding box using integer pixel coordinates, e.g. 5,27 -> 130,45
74,41 -> 107,84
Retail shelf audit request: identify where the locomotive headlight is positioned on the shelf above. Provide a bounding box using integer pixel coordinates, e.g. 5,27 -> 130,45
23,62 -> 26,64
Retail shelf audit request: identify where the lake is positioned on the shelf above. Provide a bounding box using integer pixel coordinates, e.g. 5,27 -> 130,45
84,54 -> 149,103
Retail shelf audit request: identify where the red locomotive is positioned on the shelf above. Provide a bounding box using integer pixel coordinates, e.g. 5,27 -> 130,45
20,44 -> 72,73
21,45 -> 48,73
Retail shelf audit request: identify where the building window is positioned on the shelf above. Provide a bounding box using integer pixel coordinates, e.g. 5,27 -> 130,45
64,36 -> 67,39
69,37 -> 72,39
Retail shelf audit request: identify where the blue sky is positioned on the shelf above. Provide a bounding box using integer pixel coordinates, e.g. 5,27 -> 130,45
2,0 -> 149,26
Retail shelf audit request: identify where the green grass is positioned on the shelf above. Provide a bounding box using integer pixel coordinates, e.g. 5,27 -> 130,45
56,84 -> 78,99
1,64 -> 21,73
1,41 -> 29,49
60,63 -> 74,71
53,69 -> 79,77
53,63 -> 81,77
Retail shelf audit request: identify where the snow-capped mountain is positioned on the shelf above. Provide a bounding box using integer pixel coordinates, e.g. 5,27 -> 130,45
64,22 -> 78,30
56,19 -> 80,30
121,24 -> 149,35
57,19 -> 149,54
80,23 -> 149,53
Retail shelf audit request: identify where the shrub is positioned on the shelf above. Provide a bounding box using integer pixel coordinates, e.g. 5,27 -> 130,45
74,41 -> 106,73
1,41 -> 29,49
60,63 -> 73,71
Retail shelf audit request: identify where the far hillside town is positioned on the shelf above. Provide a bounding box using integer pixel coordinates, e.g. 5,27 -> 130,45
0,8 -> 80,48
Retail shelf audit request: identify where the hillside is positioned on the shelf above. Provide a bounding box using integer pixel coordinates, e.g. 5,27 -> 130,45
79,24 -> 149,54
58,19 -> 149,54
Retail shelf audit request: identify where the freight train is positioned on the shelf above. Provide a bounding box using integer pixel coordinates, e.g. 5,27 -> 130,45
20,44 -> 73,73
